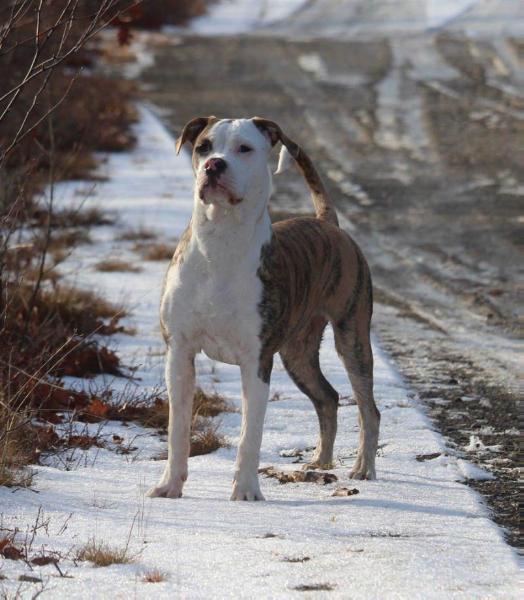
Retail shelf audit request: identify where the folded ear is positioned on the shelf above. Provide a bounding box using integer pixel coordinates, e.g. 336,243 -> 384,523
175,116 -> 216,154
252,116 -> 300,159
252,117 -> 284,148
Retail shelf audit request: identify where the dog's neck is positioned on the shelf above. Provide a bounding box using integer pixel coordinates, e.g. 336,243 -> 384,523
191,191 -> 272,270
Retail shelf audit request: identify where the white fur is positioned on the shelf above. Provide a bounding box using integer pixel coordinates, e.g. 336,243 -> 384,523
148,120 -> 274,501
275,144 -> 293,175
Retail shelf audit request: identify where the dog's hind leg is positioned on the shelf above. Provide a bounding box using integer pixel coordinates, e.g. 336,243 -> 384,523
147,345 -> 195,498
332,308 -> 380,480
280,316 -> 339,468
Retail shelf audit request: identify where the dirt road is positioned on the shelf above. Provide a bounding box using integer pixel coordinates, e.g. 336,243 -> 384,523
139,1 -> 522,545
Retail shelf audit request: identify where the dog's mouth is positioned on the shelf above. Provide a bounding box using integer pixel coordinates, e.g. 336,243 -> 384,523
198,176 -> 242,206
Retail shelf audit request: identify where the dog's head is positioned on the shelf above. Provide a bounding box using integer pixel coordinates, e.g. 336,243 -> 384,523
176,116 -> 288,208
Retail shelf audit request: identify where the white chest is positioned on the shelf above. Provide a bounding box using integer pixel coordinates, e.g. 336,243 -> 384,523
161,211 -> 272,366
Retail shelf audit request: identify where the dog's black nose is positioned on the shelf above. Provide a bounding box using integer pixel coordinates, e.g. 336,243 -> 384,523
204,157 -> 227,175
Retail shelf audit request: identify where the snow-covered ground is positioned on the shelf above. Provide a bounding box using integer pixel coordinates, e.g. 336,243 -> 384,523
189,0 -> 487,35
0,106 -> 520,599
256,0 -> 524,38
190,0 -> 308,34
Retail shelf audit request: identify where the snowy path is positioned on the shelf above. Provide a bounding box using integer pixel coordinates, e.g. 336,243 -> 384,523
0,107 -> 519,598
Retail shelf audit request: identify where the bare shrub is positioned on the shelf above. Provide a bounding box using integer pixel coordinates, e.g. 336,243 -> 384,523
0,0 -> 217,487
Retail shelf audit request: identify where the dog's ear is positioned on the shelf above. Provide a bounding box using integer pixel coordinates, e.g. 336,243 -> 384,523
252,117 -> 282,147
176,116 -> 216,154
252,117 -> 300,160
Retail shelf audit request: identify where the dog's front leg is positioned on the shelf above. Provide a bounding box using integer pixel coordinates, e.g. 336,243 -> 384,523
147,346 -> 195,499
231,362 -> 271,501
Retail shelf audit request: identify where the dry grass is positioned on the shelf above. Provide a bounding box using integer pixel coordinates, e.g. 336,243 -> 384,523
40,229 -> 92,251
110,387 -> 233,431
0,402 -> 38,489
134,242 -> 176,261
117,227 -> 156,242
37,207 -> 115,228
141,569 -> 168,583
190,420 -> 227,457
95,259 -> 141,273
193,387 -> 234,417
108,388 -> 231,458
0,467 -> 32,489
0,281 -> 126,486
30,285 -> 126,336
76,538 -> 134,567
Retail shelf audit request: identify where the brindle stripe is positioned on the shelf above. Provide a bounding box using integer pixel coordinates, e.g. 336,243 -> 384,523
337,247 -> 364,332
327,246 -> 342,297
257,217 -> 372,383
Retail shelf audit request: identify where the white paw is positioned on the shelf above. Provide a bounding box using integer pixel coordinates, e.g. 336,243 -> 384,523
147,478 -> 184,499
231,475 -> 265,501
349,459 -> 376,480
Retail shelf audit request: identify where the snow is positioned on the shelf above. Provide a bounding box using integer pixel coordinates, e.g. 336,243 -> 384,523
456,459 -> 495,481
189,0 -> 308,34
425,0 -> 479,29
0,105 -> 520,598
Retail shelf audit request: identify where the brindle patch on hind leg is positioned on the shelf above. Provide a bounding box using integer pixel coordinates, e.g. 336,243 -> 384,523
279,317 -> 339,470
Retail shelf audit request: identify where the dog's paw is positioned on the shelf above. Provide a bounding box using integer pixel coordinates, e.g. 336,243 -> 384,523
231,475 -> 265,501
349,460 -> 376,480
146,479 -> 184,499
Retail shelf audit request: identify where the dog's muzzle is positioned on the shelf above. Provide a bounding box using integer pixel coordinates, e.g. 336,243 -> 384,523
199,158 -> 242,205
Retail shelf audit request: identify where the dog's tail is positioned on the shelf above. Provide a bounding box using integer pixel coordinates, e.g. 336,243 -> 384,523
278,138 -> 339,227
253,117 -> 339,227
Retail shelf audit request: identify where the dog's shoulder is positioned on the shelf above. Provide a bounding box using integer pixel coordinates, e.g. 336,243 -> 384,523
171,221 -> 193,268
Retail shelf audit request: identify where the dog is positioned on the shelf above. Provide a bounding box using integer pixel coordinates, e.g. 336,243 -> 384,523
147,117 -> 380,501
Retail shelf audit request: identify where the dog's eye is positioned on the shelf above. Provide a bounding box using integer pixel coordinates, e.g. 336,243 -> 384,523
239,144 -> 253,153
196,140 -> 212,155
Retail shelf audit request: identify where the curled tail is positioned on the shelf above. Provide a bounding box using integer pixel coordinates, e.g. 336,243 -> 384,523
253,117 -> 339,227
278,139 -> 339,227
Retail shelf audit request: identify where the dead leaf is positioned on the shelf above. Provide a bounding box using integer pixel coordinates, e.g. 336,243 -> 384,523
18,574 -> 42,583
31,555 -> 58,566
332,487 -> 360,497
416,452 -> 441,462
2,545 -> 24,560
259,467 -> 337,485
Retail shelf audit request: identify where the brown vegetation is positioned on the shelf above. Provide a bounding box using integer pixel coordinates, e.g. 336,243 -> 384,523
141,569 -> 168,583
259,467 -> 338,485
133,241 -> 175,261
106,388 -> 231,457
76,538 -> 134,567
0,0 -> 216,487
95,259 -> 141,273
117,227 -> 156,241
190,419 -> 227,457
